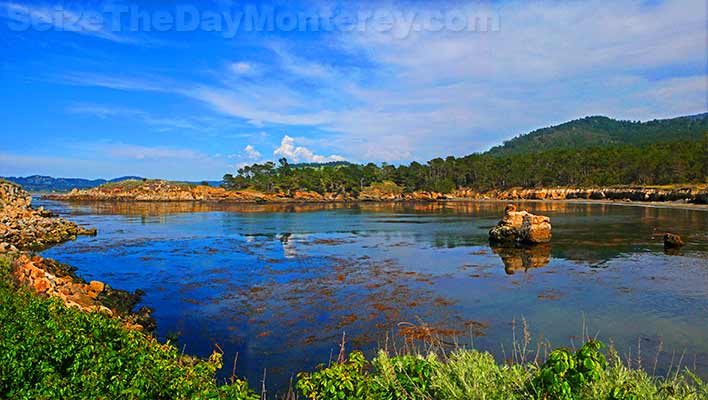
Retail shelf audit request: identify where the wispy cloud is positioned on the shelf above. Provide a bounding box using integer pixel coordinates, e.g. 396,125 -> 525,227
67,104 -> 198,131
59,72 -> 173,92
98,144 -> 205,160
43,0 -> 707,164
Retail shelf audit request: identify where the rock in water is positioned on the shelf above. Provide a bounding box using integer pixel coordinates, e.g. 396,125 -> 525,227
489,204 -> 552,244
663,233 -> 685,248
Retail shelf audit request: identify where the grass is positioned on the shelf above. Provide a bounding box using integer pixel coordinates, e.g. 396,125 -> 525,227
1,253 -> 706,399
295,333 -> 707,400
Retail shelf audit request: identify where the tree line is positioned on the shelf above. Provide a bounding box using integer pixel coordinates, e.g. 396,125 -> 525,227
223,137 -> 707,195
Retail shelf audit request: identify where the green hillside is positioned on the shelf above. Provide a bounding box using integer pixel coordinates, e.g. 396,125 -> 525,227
488,113 -> 708,156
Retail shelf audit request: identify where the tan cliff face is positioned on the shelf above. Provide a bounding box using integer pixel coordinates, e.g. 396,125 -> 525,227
45,179 -> 708,204
451,186 -> 708,204
48,179 -> 449,203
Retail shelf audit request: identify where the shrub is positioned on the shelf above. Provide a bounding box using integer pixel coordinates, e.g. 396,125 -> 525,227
296,350 -> 371,399
532,340 -> 607,400
370,352 -> 438,399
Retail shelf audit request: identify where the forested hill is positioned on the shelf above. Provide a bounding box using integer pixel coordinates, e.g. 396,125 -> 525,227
224,112 -> 707,194
487,113 -> 708,156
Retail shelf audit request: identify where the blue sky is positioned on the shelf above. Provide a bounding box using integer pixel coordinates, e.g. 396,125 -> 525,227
1,0 -> 706,180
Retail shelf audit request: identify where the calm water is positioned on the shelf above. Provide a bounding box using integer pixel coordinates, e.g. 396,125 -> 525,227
36,199 -> 708,392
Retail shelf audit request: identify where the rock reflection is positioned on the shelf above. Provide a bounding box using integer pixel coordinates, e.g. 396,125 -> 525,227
491,244 -> 551,274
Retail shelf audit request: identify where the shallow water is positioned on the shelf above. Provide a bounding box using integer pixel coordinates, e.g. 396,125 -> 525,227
36,199 -> 708,392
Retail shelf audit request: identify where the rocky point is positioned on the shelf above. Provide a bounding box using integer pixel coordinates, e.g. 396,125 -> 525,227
1,180 -> 153,331
1,180 -> 96,250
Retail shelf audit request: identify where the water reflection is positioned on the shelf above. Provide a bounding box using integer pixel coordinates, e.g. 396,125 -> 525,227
491,244 -> 551,274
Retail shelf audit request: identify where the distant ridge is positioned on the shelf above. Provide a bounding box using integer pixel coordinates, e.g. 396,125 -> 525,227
1,175 -> 144,193
488,112 -> 708,156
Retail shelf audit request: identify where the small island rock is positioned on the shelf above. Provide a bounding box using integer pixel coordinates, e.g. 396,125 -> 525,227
489,204 -> 552,244
663,233 -> 685,248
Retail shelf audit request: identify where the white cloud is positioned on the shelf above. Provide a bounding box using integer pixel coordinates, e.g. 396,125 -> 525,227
273,135 -> 345,163
244,144 -> 261,160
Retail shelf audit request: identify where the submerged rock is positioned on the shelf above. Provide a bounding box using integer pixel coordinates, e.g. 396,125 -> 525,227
663,233 -> 685,248
489,204 -> 552,244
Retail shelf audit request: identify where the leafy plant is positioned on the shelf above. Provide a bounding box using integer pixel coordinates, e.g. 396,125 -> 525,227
296,351 -> 371,399
608,382 -> 639,400
533,340 -> 607,400
370,352 -> 438,399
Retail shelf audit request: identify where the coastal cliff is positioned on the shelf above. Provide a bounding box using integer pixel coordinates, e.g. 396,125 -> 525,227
45,179 -> 708,205
452,186 -> 708,203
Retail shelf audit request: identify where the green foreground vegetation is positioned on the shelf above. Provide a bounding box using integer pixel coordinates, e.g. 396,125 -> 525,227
0,256 -> 258,400
2,255 -> 707,399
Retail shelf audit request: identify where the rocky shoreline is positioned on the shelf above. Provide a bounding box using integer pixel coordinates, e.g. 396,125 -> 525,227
44,179 -> 708,205
0,180 -> 153,331
1,180 -> 97,251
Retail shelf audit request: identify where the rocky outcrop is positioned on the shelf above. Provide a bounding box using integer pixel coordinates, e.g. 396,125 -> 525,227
47,179 -> 448,203
11,254 -> 153,331
47,179 -> 708,205
47,180 -> 334,203
1,181 -> 152,331
489,204 -> 552,244
0,180 -> 31,208
663,233 -> 685,248
1,180 -> 96,250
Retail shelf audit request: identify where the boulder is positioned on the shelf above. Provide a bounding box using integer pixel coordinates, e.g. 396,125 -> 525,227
663,233 -> 685,248
489,204 -> 552,244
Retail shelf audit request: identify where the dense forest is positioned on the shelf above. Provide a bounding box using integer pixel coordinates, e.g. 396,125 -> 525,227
223,114 -> 708,195
488,113 -> 708,156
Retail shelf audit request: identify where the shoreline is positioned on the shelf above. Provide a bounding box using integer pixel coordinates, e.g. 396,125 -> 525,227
43,196 -> 708,211
42,180 -> 708,209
